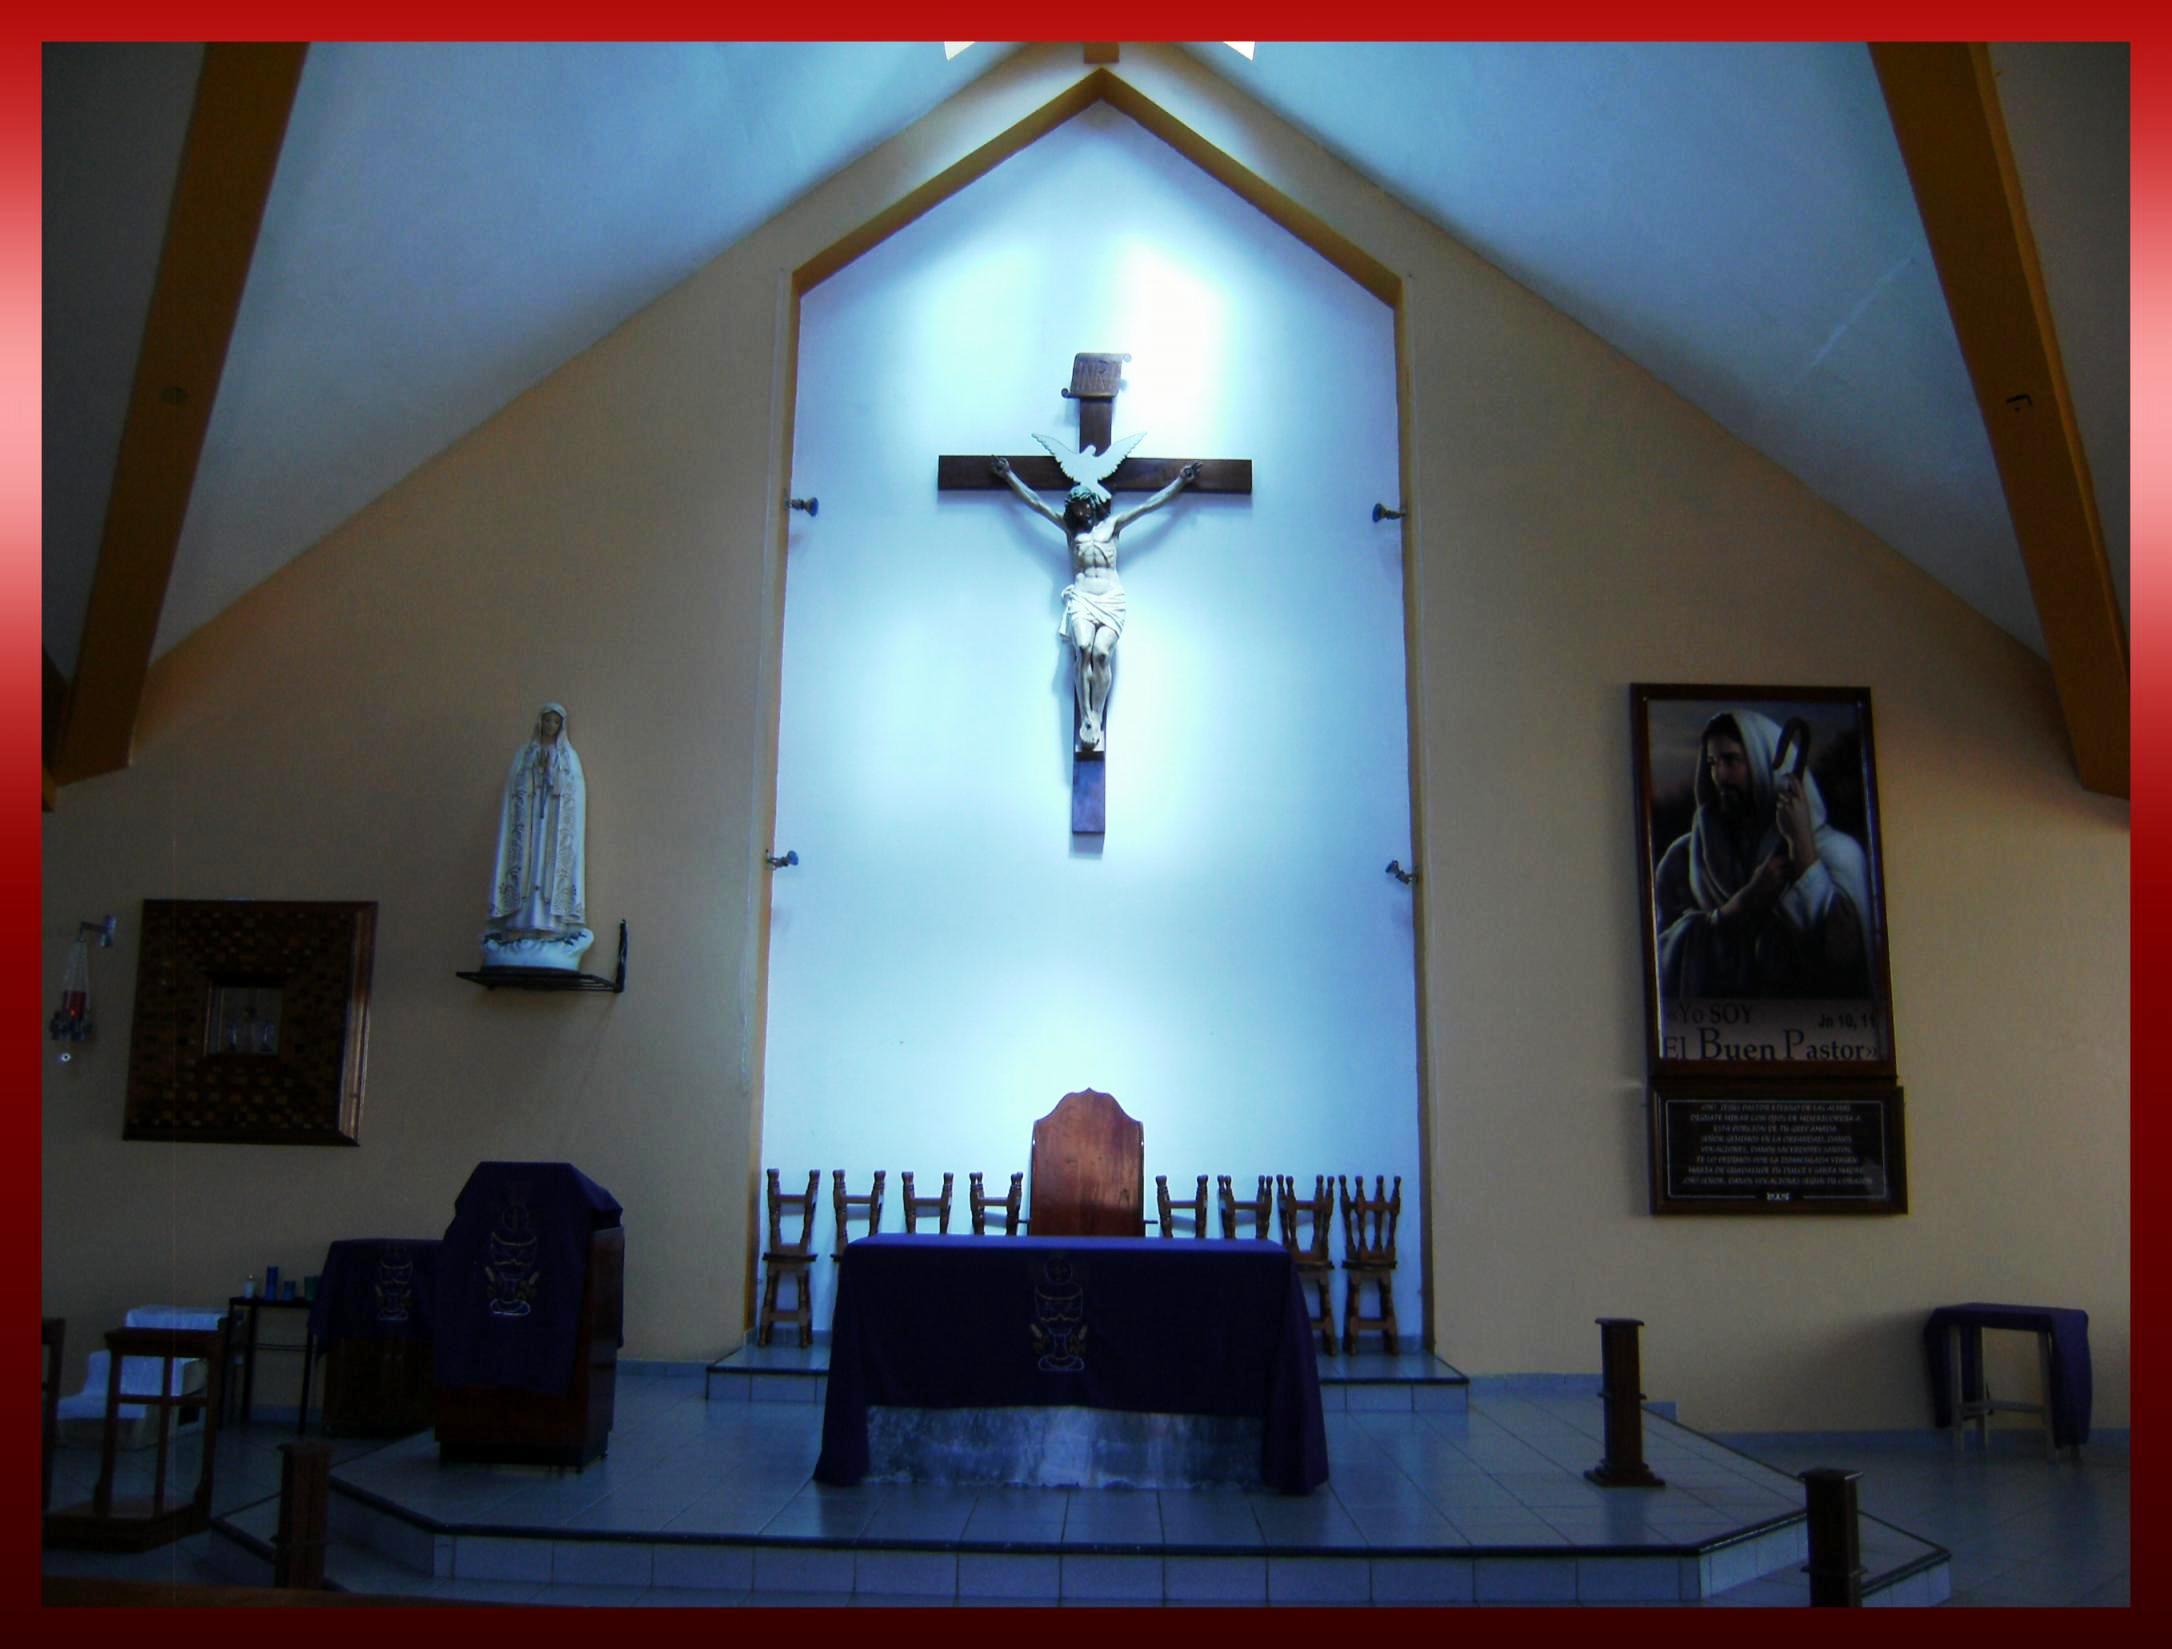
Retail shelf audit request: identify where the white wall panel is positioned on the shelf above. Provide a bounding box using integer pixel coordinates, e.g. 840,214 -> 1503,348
770,104 -> 1419,1332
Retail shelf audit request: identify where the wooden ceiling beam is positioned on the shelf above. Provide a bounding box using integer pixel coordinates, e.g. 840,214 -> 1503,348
1871,42 -> 2128,798
53,43 -> 307,786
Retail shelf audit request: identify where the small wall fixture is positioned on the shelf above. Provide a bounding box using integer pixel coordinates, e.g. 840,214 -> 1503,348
1385,860 -> 1418,885
51,915 -> 118,1059
1372,503 -> 1405,522
765,849 -> 800,869
789,496 -> 819,517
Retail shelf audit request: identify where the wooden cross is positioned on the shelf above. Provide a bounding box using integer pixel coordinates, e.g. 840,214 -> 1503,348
936,352 -> 1252,835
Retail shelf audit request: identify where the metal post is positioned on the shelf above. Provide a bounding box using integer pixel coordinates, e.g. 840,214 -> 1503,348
1585,1317 -> 1664,1487
273,1440 -> 333,1588
1801,1467 -> 1865,1606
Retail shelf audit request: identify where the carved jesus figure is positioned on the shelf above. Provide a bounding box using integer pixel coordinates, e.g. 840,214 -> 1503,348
991,453 -> 1199,752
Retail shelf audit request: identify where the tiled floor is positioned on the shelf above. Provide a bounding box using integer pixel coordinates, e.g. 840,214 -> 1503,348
40,1373 -> 2127,1607
1707,1429 -> 2130,1608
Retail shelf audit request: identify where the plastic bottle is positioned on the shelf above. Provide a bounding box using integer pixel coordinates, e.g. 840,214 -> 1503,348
243,1274 -> 256,1299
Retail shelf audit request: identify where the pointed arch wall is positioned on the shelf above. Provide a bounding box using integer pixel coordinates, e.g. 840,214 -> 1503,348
747,62 -> 1436,1341
759,94 -> 1426,1337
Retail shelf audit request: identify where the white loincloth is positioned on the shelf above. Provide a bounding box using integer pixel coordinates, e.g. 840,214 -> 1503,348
1060,582 -> 1127,640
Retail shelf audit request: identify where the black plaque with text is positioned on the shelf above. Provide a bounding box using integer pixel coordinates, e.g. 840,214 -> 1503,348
1649,1082 -> 1906,1215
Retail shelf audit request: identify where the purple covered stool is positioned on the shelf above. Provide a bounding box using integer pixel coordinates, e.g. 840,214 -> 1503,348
1924,1303 -> 2090,1461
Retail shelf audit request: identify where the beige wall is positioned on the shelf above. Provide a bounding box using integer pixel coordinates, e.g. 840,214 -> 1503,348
43,44 -> 2128,1429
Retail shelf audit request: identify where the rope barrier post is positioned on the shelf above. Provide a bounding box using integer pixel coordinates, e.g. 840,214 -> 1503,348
1585,1316 -> 1665,1487
273,1439 -> 333,1588
1802,1466 -> 1866,1606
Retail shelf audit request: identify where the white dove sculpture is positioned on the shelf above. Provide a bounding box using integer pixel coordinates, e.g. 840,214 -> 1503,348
1032,430 -> 1144,507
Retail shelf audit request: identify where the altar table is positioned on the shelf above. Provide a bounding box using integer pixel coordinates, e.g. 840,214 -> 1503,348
815,1235 -> 1328,1494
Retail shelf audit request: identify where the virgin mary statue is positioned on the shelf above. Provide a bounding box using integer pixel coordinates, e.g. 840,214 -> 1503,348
480,702 -> 594,971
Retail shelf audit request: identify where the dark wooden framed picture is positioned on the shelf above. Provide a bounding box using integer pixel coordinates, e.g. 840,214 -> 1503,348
123,899 -> 376,1145
1630,684 -> 1896,1080
1649,1079 -> 1907,1216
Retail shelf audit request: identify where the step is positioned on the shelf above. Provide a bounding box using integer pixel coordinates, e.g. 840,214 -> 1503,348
250,1387 -> 1949,1606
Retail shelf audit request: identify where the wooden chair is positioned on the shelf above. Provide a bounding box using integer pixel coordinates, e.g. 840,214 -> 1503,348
41,1316 -> 64,1512
1155,1174 -> 1210,1238
1276,1174 -> 1337,1354
831,1169 -> 885,1259
756,1169 -> 819,1347
969,1171 -> 1023,1235
1219,1175 -> 1275,1239
45,1319 -> 232,1551
900,1171 -> 954,1234
1339,1174 -> 1403,1352
1028,1089 -> 1145,1236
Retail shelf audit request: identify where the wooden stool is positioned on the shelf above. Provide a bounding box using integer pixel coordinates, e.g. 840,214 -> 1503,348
1276,1174 -> 1337,1354
1926,1303 -> 2091,1461
45,1320 -> 232,1551
901,1171 -> 954,1234
1155,1174 -> 1210,1238
831,1170 -> 885,1259
1218,1175 -> 1274,1239
969,1171 -> 1022,1235
1339,1174 -> 1402,1353
41,1316 -> 64,1512
757,1169 -> 819,1348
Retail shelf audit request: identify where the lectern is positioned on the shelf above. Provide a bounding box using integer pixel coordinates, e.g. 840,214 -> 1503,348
310,1237 -> 440,1436
434,1162 -> 623,1467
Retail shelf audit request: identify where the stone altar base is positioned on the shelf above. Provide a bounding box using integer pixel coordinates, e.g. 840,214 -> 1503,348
864,1404 -> 1263,1490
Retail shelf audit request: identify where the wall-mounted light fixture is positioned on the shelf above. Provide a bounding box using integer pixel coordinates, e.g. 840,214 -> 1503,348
51,915 -> 117,1061
765,849 -> 801,869
1384,860 -> 1419,885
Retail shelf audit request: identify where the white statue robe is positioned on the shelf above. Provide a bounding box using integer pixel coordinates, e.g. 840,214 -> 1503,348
489,707 -> 585,932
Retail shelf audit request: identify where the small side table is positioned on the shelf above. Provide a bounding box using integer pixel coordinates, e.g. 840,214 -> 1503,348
1924,1302 -> 2091,1462
227,1295 -> 319,1434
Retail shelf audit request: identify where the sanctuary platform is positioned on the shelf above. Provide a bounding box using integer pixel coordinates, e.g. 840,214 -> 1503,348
170,1358 -> 1954,1606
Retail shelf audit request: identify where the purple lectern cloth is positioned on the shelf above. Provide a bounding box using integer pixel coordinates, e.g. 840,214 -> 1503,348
435,1162 -> 622,1397
1923,1302 -> 2092,1448
308,1239 -> 441,1350
815,1235 -> 1329,1494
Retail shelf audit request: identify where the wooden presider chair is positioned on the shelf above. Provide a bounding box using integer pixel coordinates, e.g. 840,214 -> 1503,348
1219,1175 -> 1274,1239
832,1170 -> 885,1259
45,1318 -> 233,1551
970,1171 -> 1024,1235
1028,1089 -> 1144,1237
1155,1174 -> 1210,1238
1277,1174 -> 1338,1354
1339,1174 -> 1403,1352
757,1169 -> 819,1347
900,1172 -> 955,1233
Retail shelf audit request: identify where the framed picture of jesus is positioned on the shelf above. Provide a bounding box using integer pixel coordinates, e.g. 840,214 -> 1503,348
1630,684 -> 1896,1080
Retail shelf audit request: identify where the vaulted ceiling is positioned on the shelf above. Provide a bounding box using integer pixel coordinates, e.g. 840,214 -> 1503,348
41,40 -> 2130,792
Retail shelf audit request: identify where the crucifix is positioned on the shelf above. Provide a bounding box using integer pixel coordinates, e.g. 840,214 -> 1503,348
936,352 -> 1253,834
